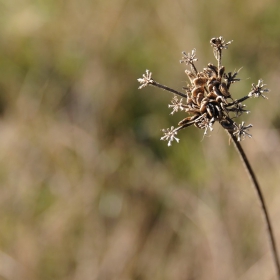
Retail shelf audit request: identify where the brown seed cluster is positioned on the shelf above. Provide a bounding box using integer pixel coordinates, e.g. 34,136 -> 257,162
137,37 -> 269,146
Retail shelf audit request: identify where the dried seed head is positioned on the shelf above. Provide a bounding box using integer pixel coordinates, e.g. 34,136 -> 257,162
180,49 -> 198,74
137,70 -> 153,89
248,79 -> 269,99
168,96 -> 185,115
210,36 -> 233,50
160,126 -> 180,146
137,37 -> 269,146
233,122 -> 253,141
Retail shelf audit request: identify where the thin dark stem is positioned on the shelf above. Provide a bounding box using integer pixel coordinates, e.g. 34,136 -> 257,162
190,63 -> 198,75
227,130 -> 280,279
151,81 -> 188,99
225,96 -> 250,107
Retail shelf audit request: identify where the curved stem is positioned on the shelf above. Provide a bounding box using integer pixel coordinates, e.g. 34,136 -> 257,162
227,130 -> 280,279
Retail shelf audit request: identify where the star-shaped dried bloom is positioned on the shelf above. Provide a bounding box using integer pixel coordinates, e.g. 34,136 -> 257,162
227,102 -> 250,117
210,36 -> 233,63
223,69 -> 241,88
210,36 -> 233,51
168,96 -> 185,115
160,126 -> 180,146
233,122 -> 253,141
137,69 -> 153,89
180,49 -> 197,65
180,49 -> 198,74
248,79 -> 269,99
197,115 -> 215,136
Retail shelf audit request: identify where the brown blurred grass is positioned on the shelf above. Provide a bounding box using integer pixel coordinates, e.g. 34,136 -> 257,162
0,0 -> 280,279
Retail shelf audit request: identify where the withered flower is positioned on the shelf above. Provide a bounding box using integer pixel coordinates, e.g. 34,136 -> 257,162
137,38 -> 280,279
137,69 -> 153,89
137,36 -> 269,146
160,126 -> 180,147
248,79 -> 270,99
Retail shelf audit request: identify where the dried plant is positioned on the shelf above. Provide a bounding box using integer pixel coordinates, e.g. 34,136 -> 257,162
137,36 -> 280,279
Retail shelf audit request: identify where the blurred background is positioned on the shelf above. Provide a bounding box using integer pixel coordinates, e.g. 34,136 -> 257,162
0,0 -> 280,279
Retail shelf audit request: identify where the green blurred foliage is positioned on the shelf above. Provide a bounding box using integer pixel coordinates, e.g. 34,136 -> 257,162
0,0 -> 280,279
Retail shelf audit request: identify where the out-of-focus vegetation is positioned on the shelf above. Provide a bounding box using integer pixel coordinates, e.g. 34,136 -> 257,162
0,0 -> 280,279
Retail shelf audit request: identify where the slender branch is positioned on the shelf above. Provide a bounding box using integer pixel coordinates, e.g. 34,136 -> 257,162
151,81 -> 188,98
217,51 -> 221,72
225,96 -> 250,107
190,63 -> 198,75
227,130 -> 280,279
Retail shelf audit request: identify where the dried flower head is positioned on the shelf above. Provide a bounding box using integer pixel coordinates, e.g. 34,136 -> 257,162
137,36 -> 269,146
248,79 -> 270,99
160,126 -> 180,146
210,36 -> 233,62
137,69 -> 153,89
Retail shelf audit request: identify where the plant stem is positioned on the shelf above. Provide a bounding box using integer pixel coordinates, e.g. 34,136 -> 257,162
151,81 -> 188,99
225,96 -> 250,107
227,130 -> 280,279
